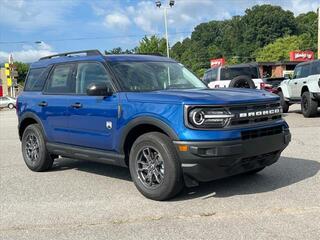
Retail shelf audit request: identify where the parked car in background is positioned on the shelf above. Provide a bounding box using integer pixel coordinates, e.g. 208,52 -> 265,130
202,63 -> 264,89
0,96 -> 16,109
261,77 -> 288,94
277,60 -> 320,117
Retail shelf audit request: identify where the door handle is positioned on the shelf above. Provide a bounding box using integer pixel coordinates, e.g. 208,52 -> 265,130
303,81 -> 306,84
294,82 -> 297,85
71,103 -> 82,109
38,101 -> 48,107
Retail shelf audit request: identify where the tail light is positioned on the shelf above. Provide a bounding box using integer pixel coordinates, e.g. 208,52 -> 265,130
260,82 -> 272,89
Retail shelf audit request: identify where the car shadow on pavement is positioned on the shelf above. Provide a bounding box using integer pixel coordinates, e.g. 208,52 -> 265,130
49,156 -> 319,201
50,158 -> 131,181
174,157 -> 320,201
283,109 -> 320,117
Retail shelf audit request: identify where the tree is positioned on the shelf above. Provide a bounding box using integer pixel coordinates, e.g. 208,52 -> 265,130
105,47 -> 133,54
14,61 -> 29,84
255,35 -> 309,62
241,5 -> 297,56
171,4 -> 298,75
295,11 -> 318,53
136,35 -> 167,56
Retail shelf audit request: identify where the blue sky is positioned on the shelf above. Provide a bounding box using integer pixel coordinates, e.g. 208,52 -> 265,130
0,0 -> 318,62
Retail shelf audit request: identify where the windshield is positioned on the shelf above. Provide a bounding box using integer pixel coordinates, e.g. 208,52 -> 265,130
110,61 -> 206,91
220,67 -> 260,80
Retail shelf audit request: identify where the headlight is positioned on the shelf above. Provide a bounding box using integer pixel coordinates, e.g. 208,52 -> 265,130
186,106 -> 234,129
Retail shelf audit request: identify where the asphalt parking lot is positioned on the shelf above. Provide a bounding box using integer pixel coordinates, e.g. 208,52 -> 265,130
0,105 -> 319,240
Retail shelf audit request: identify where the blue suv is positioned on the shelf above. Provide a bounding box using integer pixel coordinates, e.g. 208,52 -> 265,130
17,50 -> 291,200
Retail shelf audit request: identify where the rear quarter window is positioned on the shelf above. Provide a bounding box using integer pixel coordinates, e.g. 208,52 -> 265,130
220,67 -> 259,80
24,68 -> 47,91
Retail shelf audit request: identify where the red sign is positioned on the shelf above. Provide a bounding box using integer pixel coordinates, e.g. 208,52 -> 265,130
210,58 -> 225,68
289,51 -> 314,62
0,86 -> 3,97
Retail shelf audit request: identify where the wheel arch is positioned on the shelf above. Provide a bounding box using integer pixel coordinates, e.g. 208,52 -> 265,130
120,117 -> 179,166
19,112 -> 46,141
301,86 -> 309,96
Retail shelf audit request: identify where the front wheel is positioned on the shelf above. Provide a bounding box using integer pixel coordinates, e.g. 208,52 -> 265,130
8,103 -> 14,109
21,124 -> 54,171
301,91 -> 318,118
278,91 -> 289,113
129,132 -> 184,201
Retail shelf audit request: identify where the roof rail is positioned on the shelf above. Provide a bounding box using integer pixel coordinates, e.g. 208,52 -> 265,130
134,53 -> 164,57
39,49 -> 103,60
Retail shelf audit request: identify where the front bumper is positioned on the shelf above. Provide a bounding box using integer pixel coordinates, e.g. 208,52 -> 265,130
174,128 -> 291,182
312,93 -> 320,101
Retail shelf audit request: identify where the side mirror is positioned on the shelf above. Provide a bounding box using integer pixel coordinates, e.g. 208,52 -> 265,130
86,82 -> 113,96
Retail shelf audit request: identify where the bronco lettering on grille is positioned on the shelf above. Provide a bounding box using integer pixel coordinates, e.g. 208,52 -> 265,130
238,108 -> 281,118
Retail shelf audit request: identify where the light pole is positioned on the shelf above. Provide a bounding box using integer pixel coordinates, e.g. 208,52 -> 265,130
156,1 -> 175,58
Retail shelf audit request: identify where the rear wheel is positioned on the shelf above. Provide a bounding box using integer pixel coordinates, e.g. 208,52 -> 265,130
301,91 -> 318,117
22,124 -> 54,171
278,91 -> 289,113
8,103 -> 14,109
129,132 -> 183,201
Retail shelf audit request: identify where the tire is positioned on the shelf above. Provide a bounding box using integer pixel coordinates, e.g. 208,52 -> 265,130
301,91 -> 318,118
129,132 -> 184,201
244,167 -> 265,175
229,75 -> 255,89
278,91 -> 289,113
8,103 -> 14,109
21,124 -> 54,172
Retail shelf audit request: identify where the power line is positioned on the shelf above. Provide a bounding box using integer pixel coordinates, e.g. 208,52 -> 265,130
0,31 -> 193,45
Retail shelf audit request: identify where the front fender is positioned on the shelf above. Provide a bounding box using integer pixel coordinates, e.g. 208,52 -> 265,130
117,116 -> 179,154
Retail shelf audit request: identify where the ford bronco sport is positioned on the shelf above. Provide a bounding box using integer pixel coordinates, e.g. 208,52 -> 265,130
278,60 -> 320,117
17,50 -> 291,200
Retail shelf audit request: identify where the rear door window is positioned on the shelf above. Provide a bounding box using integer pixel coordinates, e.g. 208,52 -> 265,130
24,68 -> 46,91
300,64 -> 310,78
45,64 -> 75,94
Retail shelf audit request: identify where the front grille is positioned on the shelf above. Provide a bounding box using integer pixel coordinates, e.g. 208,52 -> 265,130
241,125 -> 283,140
229,102 -> 282,126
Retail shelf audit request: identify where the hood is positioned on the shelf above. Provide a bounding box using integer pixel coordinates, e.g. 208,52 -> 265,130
126,88 -> 279,105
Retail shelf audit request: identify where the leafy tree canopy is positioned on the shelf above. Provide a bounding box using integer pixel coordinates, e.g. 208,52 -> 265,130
170,4 -> 317,77
136,35 -> 167,56
14,61 -> 29,84
255,35 -> 310,62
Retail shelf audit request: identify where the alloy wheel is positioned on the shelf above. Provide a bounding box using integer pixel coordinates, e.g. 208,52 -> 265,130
25,134 -> 40,163
136,146 -> 165,189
